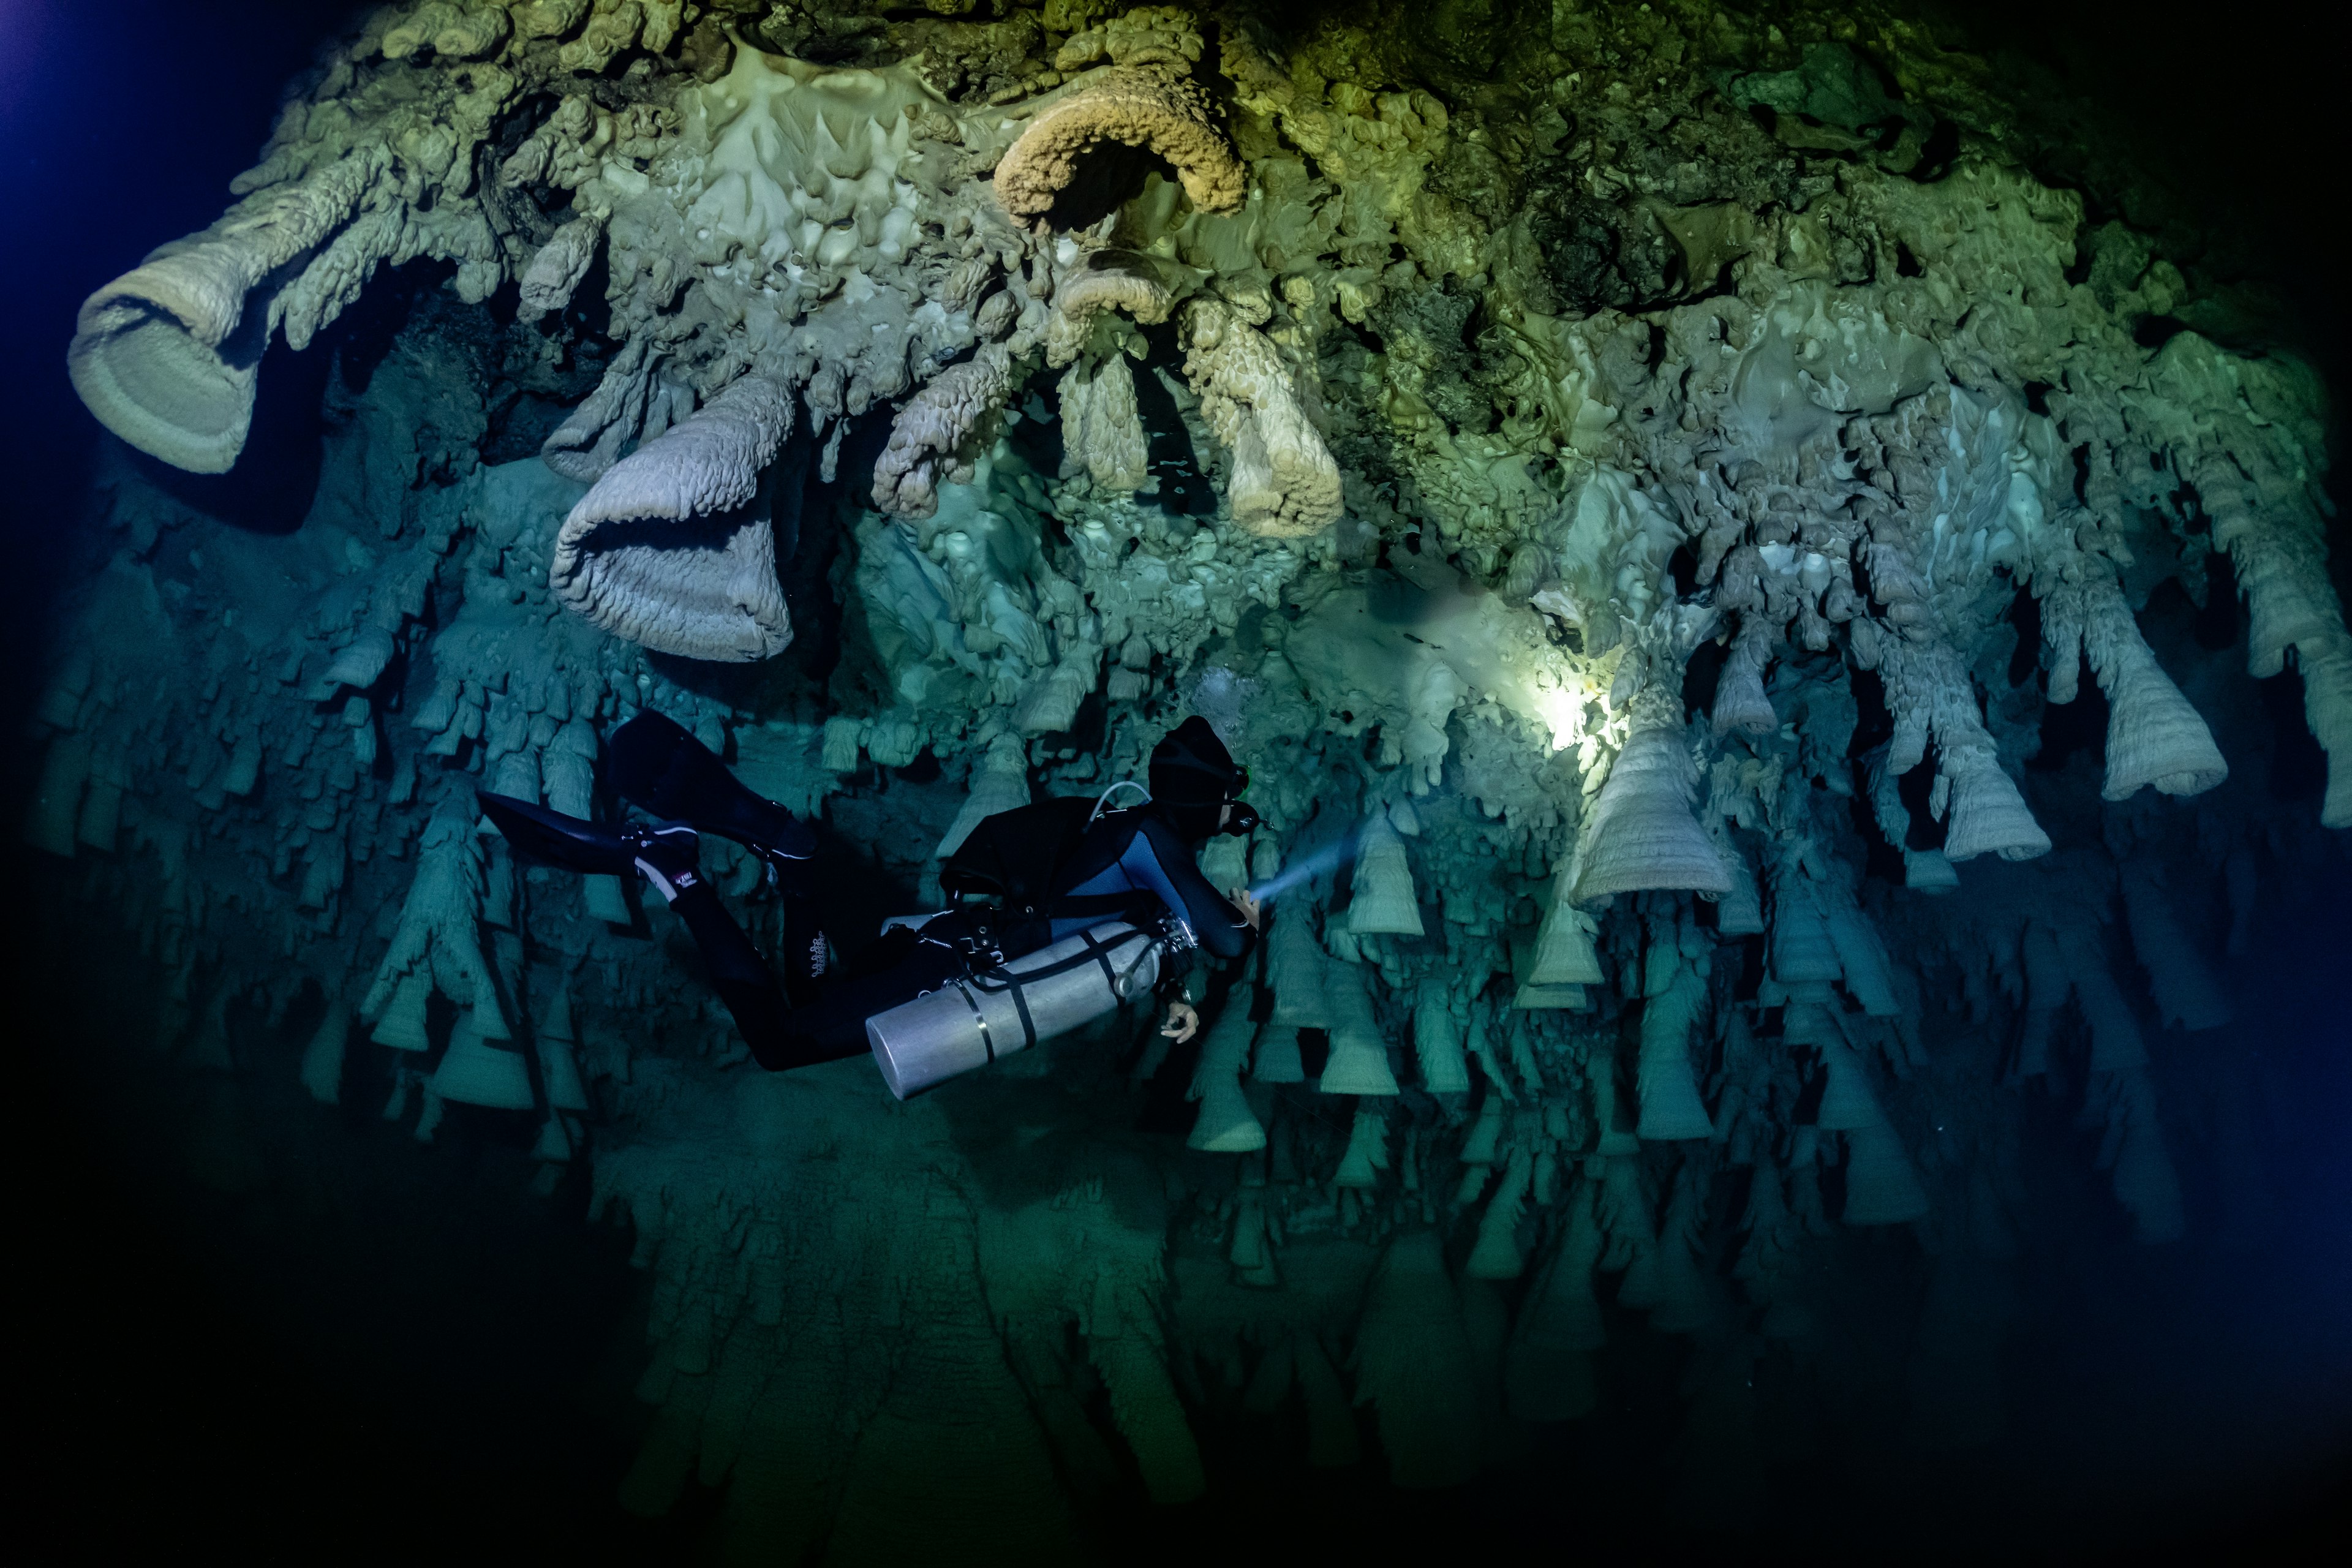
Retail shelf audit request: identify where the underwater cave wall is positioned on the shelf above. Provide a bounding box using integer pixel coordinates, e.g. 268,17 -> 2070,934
17,1 -> 2352,1558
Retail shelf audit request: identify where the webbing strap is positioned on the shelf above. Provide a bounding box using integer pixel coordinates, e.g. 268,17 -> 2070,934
1006,967 -> 1038,1050
956,983 -> 996,1063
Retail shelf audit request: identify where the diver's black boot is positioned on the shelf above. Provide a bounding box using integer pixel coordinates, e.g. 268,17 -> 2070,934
478,792 -> 703,897
610,712 -> 815,867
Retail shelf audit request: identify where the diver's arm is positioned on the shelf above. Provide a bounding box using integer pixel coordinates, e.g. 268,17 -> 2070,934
1128,816 -> 1256,959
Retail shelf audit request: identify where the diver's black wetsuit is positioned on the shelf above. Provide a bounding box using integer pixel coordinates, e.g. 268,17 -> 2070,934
677,799 -> 1254,1072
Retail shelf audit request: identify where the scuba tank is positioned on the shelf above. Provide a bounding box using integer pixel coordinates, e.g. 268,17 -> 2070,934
865,920 -> 1169,1099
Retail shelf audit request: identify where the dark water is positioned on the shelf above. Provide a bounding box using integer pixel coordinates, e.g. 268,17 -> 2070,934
4,2 -> 2347,1559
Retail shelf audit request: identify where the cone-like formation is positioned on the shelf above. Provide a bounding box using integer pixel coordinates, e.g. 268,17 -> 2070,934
2062,930 -> 2147,1072
1352,1229 -> 1481,1490
1412,990 -> 1471,1095
2121,869 -> 2232,1032
2106,1069 -> 2185,1244
1506,1182 -> 1607,1421
1713,839 -> 1768,935
1570,715 -> 1731,905
299,1001 -> 349,1106
1637,965 -> 1714,1141
1268,910 -> 1333,1029
937,733 -> 1033,859
1348,813 -> 1426,935
1823,896 -> 1902,1018
1711,618 -> 1779,737
1528,870 -> 1607,984
1319,966 -> 1400,1096
1464,1145 -> 1533,1278
431,1012 -> 535,1110
1188,986 -> 1267,1153
1770,872 -> 1843,987
2078,576 -> 2228,801
1813,1036 -> 1884,1133
1842,1121 -> 1930,1226
68,153 -> 380,472
549,372 -> 797,662
1333,1104 -> 1391,1186
1940,755 -> 2052,864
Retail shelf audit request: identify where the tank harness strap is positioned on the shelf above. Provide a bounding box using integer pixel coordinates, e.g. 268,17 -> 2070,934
956,982 -> 997,1063
965,927 -> 1156,1042
1005,964 -> 1039,1050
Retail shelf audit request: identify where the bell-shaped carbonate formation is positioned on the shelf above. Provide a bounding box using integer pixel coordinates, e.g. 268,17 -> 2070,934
2015,921 -> 2070,1079
2075,575 -> 2229,801
1504,1181 -> 1607,1422
2101,1068 -> 2185,1244
1057,348 -> 1151,493
1229,1184 -> 1281,1288
67,151 -> 382,472
1637,962 -> 1714,1142
1769,867 -> 1842,993
1412,989 -> 1472,1095
2301,646 -> 2352,829
2060,929 -> 2147,1072
1823,889 -> 1903,1019
1335,1104 -> 1392,1188
1645,1167 -> 1715,1333
1570,707 -> 1732,905
1353,1229 -> 1482,1490
1180,297 -> 1344,537
1188,985 -> 1267,1154
1268,908 -> 1332,1031
1808,1028 -> 1882,1134
1046,253 -> 1175,368
2121,868 -> 2232,1032
535,985 -> 591,1116
1880,635 -> 2051,864
1864,747 -> 1959,892
430,1012 -> 535,1110
937,733 -> 1033,859
1348,813 -> 1426,935
1713,837 -> 1768,935
1940,753 -> 2053,864
1528,868 -> 1607,984
1251,1025 -> 1306,1085
363,798 -> 502,1045
1842,1121 -> 1931,1227
515,213 -> 605,323
1319,964 -> 1400,1096
298,999 -> 350,1106
870,345 -> 1014,520
993,66 -> 1245,221
549,372 -> 797,662
1711,617 -> 1780,737
1464,1143 -> 1534,1279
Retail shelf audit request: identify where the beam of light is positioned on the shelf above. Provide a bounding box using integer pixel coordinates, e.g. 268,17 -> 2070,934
1246,828 -> 1361,906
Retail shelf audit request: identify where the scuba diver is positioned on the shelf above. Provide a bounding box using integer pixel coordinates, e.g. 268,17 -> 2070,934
477,713 -> 1261,1085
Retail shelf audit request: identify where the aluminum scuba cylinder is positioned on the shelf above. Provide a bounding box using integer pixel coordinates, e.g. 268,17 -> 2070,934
865,921 -> 1164,1099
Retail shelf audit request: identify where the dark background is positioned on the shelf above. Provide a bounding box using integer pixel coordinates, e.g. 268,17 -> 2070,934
2,2 -> 2345,1559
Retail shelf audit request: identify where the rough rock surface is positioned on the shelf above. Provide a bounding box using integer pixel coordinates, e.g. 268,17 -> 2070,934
30,1 -> 2351,1557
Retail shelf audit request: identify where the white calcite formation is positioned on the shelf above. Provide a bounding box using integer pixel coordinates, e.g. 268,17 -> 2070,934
29,0 -> 2350,1553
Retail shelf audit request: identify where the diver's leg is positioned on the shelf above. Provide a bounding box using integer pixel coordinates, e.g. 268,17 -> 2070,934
754,943 -> 970,1068
660,883 -> 849,1070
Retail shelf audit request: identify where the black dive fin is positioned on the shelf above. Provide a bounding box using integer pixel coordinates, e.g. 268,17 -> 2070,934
609,711 -> 817,861
477,792 -> 637,876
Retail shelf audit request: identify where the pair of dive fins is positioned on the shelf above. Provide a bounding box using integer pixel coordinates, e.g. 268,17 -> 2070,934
473,711 -> 813,875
